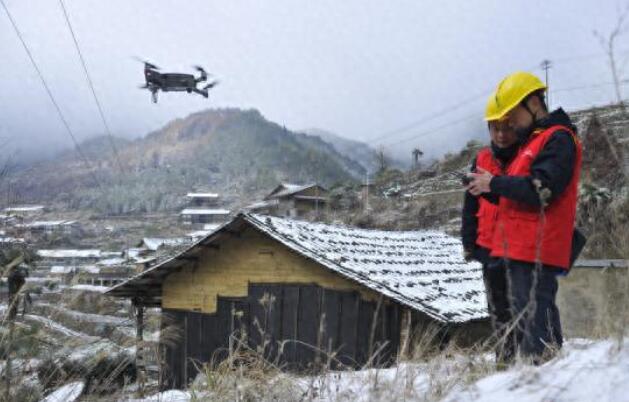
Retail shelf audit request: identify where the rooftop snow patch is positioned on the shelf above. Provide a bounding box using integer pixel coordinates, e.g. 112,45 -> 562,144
3,205 -> 44,212
23,220 -> 77,227
180,208 -> 230,215
265,183 -> 325,199
109,213 -> 487,323
186,192 -> 219,198
38,249 -> 101,258
142,237 -> 190,251
244,214 -> 487,322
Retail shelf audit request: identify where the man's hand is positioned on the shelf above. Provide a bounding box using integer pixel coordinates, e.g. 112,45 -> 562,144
466,167 -> 493,196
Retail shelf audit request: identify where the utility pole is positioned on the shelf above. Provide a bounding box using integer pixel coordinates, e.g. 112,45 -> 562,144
540,59 -> 552,109
363,174 -> 371,212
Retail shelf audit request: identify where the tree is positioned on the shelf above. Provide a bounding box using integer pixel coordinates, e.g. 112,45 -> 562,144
412,148 -> 424,167
594,2 -> 629,106
375,146 -> 390,173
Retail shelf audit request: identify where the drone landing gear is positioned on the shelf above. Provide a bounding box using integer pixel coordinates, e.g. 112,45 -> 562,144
192,88 -> 209,98
151,90 -> 158,103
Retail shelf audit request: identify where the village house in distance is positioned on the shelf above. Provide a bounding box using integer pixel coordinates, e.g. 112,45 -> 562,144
108,213 -> 488,389
180,192 -> 230,229
246,183 -> 328,219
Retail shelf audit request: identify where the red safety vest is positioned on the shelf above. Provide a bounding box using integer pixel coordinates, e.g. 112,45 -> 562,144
475,148 -> 504,249
490,125 -> 582,269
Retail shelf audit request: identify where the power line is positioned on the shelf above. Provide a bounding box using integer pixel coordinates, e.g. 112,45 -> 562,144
368,50 -> 629,148
364,88 -> 492,146
58,0 -> 125,174
0,0 -> 103,189
377,78 -> 629,149
382,112 -> 479,148
551,48 -> 629,64
553,79 -> 629,93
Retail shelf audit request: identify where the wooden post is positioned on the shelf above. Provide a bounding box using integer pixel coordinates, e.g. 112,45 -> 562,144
399,308 -> 412,361
367,295 -> 384,366
4,315 -> 14,401
134,298 -> 146,398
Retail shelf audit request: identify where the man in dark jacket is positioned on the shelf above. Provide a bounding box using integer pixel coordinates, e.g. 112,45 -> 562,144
461,116 -> 518,364
467,72 -> 582,362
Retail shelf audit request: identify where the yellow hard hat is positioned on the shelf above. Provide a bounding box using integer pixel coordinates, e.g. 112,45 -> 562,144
484,71 -> 547,121
484,90 -> 501,122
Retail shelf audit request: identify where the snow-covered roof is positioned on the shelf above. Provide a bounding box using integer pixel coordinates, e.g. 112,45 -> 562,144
265,183 -> 326,200
134,256 -> 157,265
101,251 -> 123,258
50,266 -> 75,274
293,195 -> 328,202
142,237 -> 189,251
109,213 -> 487,323
186,192 -> 219,198
180,208 -> 230,215
0,236 -> 25,243
24,220 -> 77,227
186,230 -> 214,239
37,249 -> 101,258
244,199 -> 279,210
83,265 -> 101,274
97,257 -> 126,266
4,205 -> 45,213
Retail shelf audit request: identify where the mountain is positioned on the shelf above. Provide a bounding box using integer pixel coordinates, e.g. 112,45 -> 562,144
5,108 -> 364,214
303,128 -> 408,173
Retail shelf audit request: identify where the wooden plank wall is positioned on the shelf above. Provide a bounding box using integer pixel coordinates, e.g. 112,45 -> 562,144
161,226 -> 383,314
159,283 -> 402,389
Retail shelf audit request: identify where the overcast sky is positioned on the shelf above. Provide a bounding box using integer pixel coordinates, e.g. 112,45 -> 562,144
1,0 -> 628,162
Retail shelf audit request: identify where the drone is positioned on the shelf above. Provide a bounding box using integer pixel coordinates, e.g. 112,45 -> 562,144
138,60 -> 219,103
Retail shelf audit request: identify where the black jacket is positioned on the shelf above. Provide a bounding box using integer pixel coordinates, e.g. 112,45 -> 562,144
461,144 -> 515,263
489,108 -> 577,207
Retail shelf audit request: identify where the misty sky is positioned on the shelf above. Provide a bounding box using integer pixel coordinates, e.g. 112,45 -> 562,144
1,0 -> 628,163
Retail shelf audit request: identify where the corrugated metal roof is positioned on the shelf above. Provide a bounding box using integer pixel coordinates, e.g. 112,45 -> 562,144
108,213 -> 488,323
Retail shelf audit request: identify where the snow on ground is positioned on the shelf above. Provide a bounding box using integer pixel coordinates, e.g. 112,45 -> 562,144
24,313 -> 98,340
66,338 -> 130,362
310,339 -> 629,402
39,302 -> 129,325
40,381 -> 84,402
125,390 -> 193,402
70,284 -> 110,293
135,338 -> 629,402
444,339 -> 629,402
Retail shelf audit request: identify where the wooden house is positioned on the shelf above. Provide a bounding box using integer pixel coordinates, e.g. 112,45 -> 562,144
180,192 -> 230,227
3,205 -> 45,218
180,208 -> 231,226
108,213 -> 488,389
36,249 -> 103,268
247,183 -> 328,218
185,193 -> 221,208
20,220 -> 81,236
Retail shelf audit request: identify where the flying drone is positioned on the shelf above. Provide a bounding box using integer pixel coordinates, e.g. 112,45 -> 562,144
138,60 -> 219,103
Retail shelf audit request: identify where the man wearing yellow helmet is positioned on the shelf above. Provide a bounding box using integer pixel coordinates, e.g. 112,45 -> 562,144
461,115 -> 519,365
467,71 -> 582,362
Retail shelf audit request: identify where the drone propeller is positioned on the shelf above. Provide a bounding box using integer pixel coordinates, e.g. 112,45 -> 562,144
193,65 -> 209,75
204,80 -> 219,90
133,56 -> 160,70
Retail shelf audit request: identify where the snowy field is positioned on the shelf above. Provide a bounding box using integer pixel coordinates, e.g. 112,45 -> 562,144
108,338 -> 629,402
